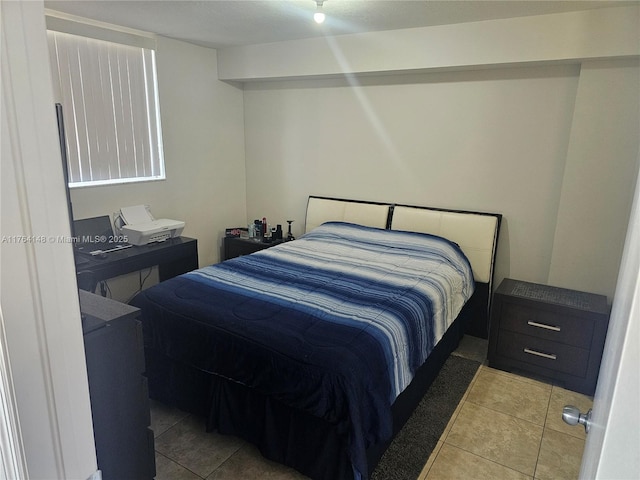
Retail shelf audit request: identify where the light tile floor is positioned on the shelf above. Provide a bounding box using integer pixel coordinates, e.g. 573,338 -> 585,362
151,336 -> 593,479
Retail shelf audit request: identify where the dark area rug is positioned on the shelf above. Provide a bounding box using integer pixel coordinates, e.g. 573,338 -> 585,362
371,354 -> 481,480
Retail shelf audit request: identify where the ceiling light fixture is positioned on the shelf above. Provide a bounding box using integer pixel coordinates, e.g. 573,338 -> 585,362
313,0 -> 326,24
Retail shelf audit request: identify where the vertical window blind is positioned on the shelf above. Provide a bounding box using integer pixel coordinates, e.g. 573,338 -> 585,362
47,30 -> 165,187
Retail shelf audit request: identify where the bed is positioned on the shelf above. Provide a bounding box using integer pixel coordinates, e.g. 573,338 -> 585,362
131,196 -> 501,480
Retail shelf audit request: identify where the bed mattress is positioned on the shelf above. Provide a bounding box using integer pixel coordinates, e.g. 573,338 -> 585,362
132,221 -> 475,478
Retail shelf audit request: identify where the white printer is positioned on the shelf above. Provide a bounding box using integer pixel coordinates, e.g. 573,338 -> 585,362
115,205 -> 185,245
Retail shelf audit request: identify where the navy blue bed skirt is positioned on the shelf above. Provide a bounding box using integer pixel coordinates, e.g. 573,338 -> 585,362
143,298 -> 472,480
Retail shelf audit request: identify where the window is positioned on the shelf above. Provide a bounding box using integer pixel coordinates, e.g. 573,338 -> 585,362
47,28 -> 165,187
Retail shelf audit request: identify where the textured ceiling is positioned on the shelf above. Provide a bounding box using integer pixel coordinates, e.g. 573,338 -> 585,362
44,0 -> 638,49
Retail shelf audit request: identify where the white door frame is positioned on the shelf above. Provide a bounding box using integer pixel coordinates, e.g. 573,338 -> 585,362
1,1 -> 98,478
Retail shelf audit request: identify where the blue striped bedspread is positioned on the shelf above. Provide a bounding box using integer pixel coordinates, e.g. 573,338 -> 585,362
133,221 -> 474,478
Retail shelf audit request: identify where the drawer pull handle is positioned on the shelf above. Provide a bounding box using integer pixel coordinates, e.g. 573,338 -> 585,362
524,348 -> 557,360
527,321 -> 561,332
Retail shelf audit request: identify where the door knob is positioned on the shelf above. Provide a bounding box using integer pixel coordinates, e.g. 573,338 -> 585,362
562,405 -> 592,434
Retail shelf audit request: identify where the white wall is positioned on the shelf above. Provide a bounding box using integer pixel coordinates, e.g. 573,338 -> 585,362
1,1 -> 97,477
235,7 -> 640,302
219,6 -> 640,81
68,36 -> 247,269
549,59 -> 640,297
243,66 -> 580,289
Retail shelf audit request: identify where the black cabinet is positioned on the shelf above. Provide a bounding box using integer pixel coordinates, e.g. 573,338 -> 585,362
223,237 -> 284,260
80,290 -> 155,480
488,278 -> 610,395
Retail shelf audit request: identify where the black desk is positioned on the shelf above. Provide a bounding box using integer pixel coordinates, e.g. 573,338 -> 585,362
75,237 -> 198,289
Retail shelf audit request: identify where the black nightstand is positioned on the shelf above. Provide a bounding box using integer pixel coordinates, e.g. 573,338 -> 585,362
223,237 -> 284,261
488,278 -> 610,395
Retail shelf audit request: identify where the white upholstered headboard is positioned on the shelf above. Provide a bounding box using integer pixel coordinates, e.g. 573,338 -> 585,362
390,205 -> 499,284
